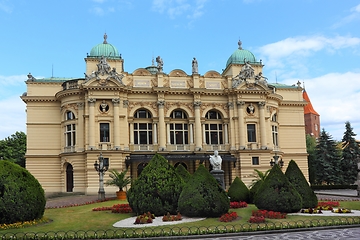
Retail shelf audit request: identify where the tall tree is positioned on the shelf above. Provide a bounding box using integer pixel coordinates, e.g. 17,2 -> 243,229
0,132 -> 26,167
314,129 -> 342,185
306,134 -> 317,184
340,121 -> 360,185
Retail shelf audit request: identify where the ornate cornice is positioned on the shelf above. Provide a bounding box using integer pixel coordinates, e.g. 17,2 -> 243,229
20,96 -> 58,102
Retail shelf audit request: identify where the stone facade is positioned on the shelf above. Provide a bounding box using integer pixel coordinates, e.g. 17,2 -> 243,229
21,36 -> 308,195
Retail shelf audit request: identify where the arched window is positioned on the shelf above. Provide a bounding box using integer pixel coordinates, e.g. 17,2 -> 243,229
204,110 -> 223,144
133,109 -> 153,144
64,111 -> 76,148
169,109 -> 188,145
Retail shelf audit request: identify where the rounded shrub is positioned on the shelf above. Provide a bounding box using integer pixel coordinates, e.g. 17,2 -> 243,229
175,163 -> 191,183
248,180 -> 262,204
285,160 -> 318,208
127,154 -> 183,216
227,176 -> 249,202
178,164 -> 230,218
0,160 -> 46,224
254,164 -> 302,213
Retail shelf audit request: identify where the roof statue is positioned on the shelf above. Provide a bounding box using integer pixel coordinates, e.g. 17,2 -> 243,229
27,73 -> 36,81
192,57 -> 198,74
156,56 -> 163,72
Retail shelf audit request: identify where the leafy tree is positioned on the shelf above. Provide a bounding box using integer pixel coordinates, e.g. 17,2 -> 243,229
127,154 -> 183,216
178,164 -> 229,217
313,129 -> 342,185
227,176 -> 249,202
339,121 -> 360,185
306,134 -> 317,184
254,164 -> 302,213
0,131 -> 26,167
0,160 -> 46,224
285,160 -> 318,208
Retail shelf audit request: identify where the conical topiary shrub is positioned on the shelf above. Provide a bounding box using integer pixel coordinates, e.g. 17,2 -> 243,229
285,160 -> 318,208
175,163 -> 191,183
254,164 -> 302,213
178,164 -> 230,217
227,176 -> 249,202
0,161 -> 46,224
127,154 -> 183,216
249,180 -> 262,204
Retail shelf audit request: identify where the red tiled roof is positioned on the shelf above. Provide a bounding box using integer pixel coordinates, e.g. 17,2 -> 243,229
303,90 -> 319,115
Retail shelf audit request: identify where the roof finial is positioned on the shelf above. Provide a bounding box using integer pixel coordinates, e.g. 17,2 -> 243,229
238,39 -> 242,50
103,33 -> 108,44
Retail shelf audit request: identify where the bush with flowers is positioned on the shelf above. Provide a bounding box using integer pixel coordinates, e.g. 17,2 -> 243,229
134,212 -> 155,224
300,208 -> 322,214
162,212 -> 182,221
230,201 -> 248,209
219,211 -> 238,222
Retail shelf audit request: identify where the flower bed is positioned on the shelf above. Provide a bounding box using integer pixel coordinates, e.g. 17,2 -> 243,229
230,201 -> 248,209
317,201 -> 339,210
162,212 -> 182,221
92,203 -> 132,213
248,216 -> 265,223
300,208 -> 322,214
219,211 -> 238,222
251,210 -> 287,219
332,208 -> 352,213
134,212 -> 155,224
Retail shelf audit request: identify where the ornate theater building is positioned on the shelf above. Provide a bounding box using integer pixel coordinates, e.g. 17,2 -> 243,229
21,35 -> 308,195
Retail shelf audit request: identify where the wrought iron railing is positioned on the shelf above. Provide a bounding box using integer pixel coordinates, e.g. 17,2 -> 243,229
2,217 -> 360,239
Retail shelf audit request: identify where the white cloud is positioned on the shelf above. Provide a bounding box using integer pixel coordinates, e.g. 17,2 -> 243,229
152,0 -> 207,19
0,96 -> 26,140
282,72 -> 360,140
0,0 -> 12,13
256,35 -> 360,79
0,74 -> 27,86
332,3 -> 360,28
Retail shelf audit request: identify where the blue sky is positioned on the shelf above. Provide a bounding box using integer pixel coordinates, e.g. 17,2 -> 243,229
0,0 -> 359,141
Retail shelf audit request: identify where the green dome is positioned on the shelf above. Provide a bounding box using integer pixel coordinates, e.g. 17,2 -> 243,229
89,33 -> 121,59
226,41 -> 257,68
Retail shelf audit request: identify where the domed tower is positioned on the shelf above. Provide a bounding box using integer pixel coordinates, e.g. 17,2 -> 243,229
85,33 -> 124,75
223,40 -> 263,77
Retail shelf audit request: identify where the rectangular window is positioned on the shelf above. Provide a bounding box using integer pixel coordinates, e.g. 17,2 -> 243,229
247,124 -> 256,142
65,124 -> 76,147
272,125 -> 278,146
252,157 -> 259,165
100,123 -> 110,142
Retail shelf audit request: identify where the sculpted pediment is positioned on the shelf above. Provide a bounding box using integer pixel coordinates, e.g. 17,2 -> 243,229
169,69 -> 187,77
231,62 -> 269,90
133,68 -> 152,76
83,56 -> 125,87
204,71 -> 221,78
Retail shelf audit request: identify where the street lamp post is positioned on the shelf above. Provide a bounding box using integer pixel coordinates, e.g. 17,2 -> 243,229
270,152 -> 284,168
94,153 -> 109,200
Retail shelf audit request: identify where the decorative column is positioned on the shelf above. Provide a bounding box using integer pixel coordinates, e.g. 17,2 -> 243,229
129,122 -> 134,144
112,98 -> 120,150
237,101 -> 246,149
194,101 -> 202,150
259,101 -> 267,149
227,102 -> 233,147
189,123 -> 194,144
153,123 -> 158,144
157,100 -> 166,150
88,98 -> 96,150
122,100 -> 130,150
77,102 -> 85,151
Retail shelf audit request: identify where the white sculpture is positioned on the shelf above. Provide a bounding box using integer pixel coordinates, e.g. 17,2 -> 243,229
209,150 -> 222,170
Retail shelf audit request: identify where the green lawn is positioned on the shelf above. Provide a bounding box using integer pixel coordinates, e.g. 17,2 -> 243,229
2,199 -> 360,237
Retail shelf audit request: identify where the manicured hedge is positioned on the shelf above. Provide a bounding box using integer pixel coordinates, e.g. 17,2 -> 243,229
0,160 -> 46,224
